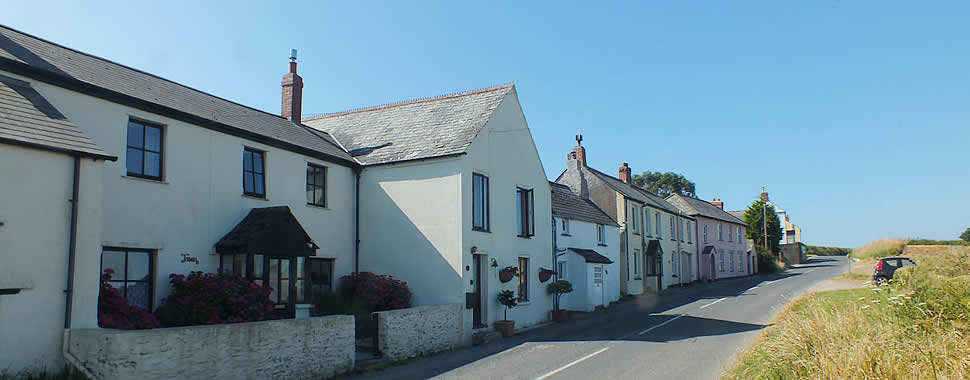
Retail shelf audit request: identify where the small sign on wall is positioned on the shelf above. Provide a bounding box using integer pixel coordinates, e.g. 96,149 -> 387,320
180,253 -> 199,265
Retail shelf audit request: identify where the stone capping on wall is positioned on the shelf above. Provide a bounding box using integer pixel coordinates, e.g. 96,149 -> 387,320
374,303 -> 463,361
67,315 -> 355,380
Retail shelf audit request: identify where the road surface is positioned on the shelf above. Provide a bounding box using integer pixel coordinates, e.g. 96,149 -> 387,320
354,255 -> 849,380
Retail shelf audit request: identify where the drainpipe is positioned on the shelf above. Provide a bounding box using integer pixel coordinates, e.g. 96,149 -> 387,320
354,170 -> 361,273
676,212 -> 682,288
64,155 -> 80,329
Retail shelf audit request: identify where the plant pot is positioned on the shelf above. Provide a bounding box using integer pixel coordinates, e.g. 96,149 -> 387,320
499,267 -> 517,283
538,269 -> 554,283
494,320 -> 515,337
551,309 -> 568,322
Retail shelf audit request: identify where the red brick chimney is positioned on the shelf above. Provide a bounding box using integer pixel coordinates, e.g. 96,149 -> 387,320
567,134 -> 586,169
618,163 -> 631,183
760,187 -> 769,202
712,198 -> 724,210
281,49 -> 303,123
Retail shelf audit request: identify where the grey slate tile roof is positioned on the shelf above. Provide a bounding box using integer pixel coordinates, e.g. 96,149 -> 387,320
666,194 -> 745,225
550,182 -> 619,227
303,85 -> 514,166
0,73 -> 113,160
0,25 -> 354,165
728,210 -> 746,221
582,166 -> 687,216
567,248 -> 614,264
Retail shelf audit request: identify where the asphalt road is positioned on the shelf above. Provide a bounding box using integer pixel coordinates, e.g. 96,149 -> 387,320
355,255 -> 850,380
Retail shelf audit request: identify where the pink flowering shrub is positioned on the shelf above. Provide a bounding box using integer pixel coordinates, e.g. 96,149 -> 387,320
339,272 -> 412,311
98,269 -> 161,330
154,271 -> 275,327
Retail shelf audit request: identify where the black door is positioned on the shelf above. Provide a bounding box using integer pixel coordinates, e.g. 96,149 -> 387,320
473,255 -> 484,327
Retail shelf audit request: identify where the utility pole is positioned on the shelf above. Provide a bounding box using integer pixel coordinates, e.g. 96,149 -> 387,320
762,201 -> 768,250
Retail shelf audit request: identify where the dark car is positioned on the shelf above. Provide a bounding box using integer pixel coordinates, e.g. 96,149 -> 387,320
872,256 -> 916,284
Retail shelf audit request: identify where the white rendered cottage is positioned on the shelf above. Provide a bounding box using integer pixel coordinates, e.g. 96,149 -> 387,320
550,182 -> 621,311
0,25 -> 358,371
305,85 -> 555,342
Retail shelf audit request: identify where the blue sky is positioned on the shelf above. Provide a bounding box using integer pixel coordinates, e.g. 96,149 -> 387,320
7,1 -> 969,247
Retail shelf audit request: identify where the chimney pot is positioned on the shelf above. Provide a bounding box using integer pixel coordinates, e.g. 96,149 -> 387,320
567,135 -> 587,168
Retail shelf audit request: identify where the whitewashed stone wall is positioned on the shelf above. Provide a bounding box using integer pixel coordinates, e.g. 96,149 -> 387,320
375,303 -> 463,361
67,315 -> 354,380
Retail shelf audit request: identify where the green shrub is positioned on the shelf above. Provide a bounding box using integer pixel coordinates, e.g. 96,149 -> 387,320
907,239 -> 970,246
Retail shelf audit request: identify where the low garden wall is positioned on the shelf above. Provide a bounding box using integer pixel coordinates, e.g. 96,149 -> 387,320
67,315 -> 354,380
374,303 -> 463,361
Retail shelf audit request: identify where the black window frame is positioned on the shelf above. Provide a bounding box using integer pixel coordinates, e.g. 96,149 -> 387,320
243,147 -> 266,198
307,258 -> 335,297
516,187 -> 535,238
306,163 -> 327,207
518,257 -> 529,302
597,224 -> 607,246
472,173 -> 490,232
100,247 -> 155,310
125,119 -> 164,181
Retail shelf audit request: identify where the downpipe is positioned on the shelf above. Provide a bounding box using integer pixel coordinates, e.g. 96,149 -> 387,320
62,156 -> 96,378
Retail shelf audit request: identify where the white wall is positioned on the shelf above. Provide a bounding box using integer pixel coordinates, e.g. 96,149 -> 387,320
357,158 -> 463,307
6,71 -> 358,309
461,91 -> 553,336
0,144 -> 104,372
554,216 -> 620,311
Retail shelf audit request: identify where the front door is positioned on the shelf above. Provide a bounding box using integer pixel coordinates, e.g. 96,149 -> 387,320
473,255 -> 484,327
592,265 -> 604,307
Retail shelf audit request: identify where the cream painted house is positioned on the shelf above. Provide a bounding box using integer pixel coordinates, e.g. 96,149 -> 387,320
306,84 -> 554,342
555,139 -> 697,295
550,182 -> 621,311
0,25 -> 358,371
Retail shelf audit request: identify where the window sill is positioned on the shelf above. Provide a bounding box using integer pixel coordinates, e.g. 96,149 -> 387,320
472,228 -> 491,234
560,233 -> 571,237
517,300 -> 531,305
122,175 -> 167,185
597,243 -> 608,247
242,194 -> 269,201
306,202 -> 329,210
517,235 -> 533,239
631,232 -> 640,236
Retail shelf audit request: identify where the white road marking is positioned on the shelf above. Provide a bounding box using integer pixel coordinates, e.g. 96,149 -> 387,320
638,314 -> 686,335
699,297 -> 726,309
763,280 -> 777,285
533,346 -> 611,380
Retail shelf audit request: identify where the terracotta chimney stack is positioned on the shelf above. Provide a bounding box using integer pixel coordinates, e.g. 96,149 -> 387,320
281,49 -> 303,123
618,163 -> 631,183
712,198 -> 724,210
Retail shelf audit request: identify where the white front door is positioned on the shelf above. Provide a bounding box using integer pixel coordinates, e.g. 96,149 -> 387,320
592,265 -> 604,307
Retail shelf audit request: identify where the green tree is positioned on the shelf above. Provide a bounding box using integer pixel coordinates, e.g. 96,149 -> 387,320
960,228 -> 970,242
744,199 -> 783,252
631,171 -> 696,198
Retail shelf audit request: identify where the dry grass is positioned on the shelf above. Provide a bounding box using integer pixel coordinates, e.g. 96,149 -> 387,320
725,244 -> 970,379
851,238 -> 907,260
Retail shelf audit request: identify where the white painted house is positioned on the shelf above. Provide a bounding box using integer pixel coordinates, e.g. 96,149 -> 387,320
555,138 -> 697,295
550,182 -> 620,311
305,84 -> 555,342
0,25 -> 358,371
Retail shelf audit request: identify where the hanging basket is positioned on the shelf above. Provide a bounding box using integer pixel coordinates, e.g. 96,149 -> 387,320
499,266 -> 518,283
538,268 -> 556,283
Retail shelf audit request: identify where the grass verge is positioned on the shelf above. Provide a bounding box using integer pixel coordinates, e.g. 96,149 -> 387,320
850,238 -> 906,260
725,244 -> 970,379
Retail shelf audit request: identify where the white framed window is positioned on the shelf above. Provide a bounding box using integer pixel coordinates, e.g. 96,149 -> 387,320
703,225 -> 709,243
687,221 -> 692,243
644,209 -> 651,236
679,219 -> 684,242
728,225 -> 734,242
630,206 -> 638,233
670,216 -> 676,241
655,213 -> 661,236
557,261 -> 566,280
730,250 -> 735,272
561,219 -> 570,235
518,257 -> 529,301
633,248 -> 640,275
597,224 -> 606,245
718,223 -> 724,241
719,253 -> 725,271
738,227 -> 744,242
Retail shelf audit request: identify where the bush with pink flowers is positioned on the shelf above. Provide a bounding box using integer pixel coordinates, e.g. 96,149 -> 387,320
339,272 -> 412,312
98,269 -> 161,330
154,271 -> 276,327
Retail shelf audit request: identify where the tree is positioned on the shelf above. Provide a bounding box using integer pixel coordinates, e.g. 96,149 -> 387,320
961,228 -> 970,243
547,280 -> 573,311
744,199 -> 783,252
631,171 -> 696,198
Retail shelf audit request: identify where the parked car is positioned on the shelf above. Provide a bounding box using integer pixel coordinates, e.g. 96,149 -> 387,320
872,257 -> 916,285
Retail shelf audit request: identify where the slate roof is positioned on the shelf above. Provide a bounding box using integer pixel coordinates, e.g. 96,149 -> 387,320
0,25 -> 355,166
666,194 -> 745,225
581,166 -> 686,216
0,73 -> 114,160
701,245 -> 717,255
550,182 -> 619,227
304,84 -> 514,166
215,206 -> 319,257
567,248 -> 614,264
646,239 -> 663,256
728,211 -> 745,221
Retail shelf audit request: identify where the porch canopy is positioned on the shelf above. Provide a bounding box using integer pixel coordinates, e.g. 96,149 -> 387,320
567,248 -> 613,264
702,245 -> 717,256
215,206 -> 318,257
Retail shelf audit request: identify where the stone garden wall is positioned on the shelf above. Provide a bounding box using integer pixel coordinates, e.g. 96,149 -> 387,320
67,315 -> 354,380
375,303 -> 463,361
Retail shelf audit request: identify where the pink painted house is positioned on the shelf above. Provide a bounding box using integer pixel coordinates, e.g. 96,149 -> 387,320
666,195 -> 755,280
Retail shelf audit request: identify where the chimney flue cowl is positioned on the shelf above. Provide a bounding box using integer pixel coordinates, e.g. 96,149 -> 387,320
282,48 -> 304,123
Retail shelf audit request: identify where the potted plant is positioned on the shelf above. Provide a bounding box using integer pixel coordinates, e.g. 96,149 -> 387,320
494,290 -> 518,337
538,268 -> 556,283
547,280 -> 573,322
